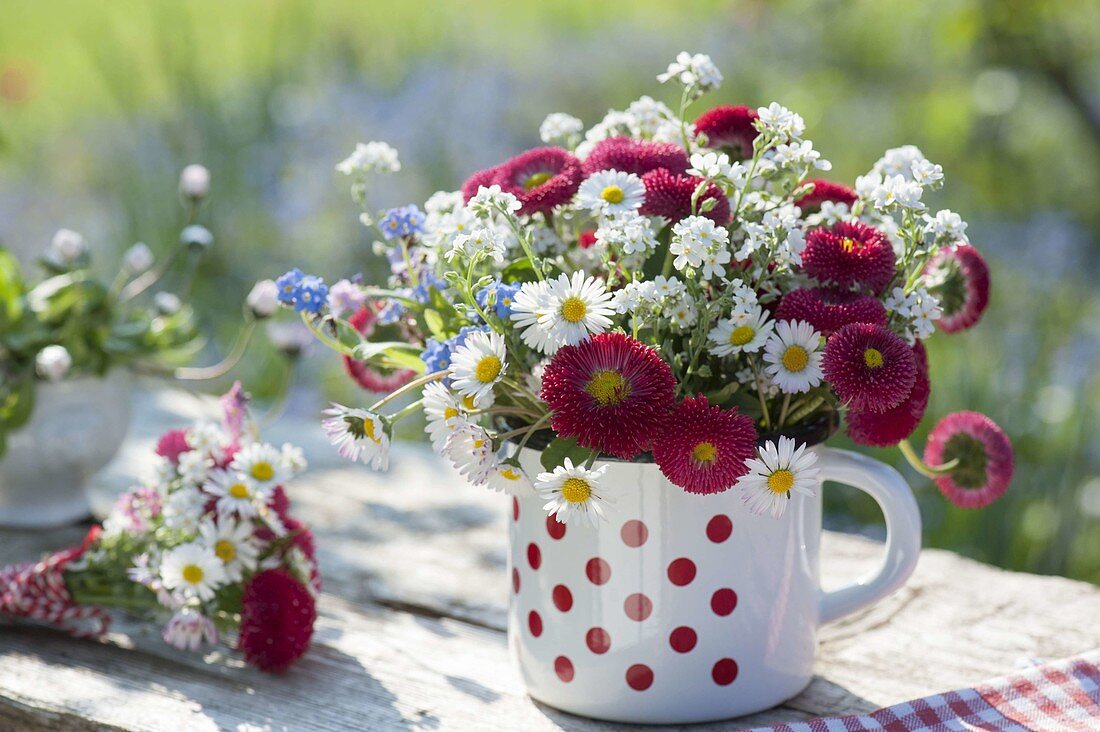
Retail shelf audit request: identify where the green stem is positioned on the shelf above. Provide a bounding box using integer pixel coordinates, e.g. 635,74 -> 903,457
898,439 -> 959,478
174,317 -> 257,380
512,410 -> 554,454
387,398 -> 425,424
749,356 -> 772,430
369,370 -> 448,412
777,393 -> 793,427
300,311 -> 356,357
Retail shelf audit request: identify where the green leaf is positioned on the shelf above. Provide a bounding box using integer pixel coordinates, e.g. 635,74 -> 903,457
0,249 -> 24,326
500,258 -> 539,283
539,436 -> 590,472
422,308 -> 446,339
353,340 -> 424,362
704,379 -> 741,405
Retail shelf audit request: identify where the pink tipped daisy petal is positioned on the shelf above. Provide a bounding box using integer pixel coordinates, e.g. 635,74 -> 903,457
802,221 -> 897,293
823,323 -> 917,413
541,332 -> 676,459
924,411 -> 1014,509
924,244 -> 991,333
652,396 -> 757,495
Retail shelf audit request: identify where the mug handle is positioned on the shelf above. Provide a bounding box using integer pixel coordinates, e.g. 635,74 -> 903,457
816,447 -> 922,625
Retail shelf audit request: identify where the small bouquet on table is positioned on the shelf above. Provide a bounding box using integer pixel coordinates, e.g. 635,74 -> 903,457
0,384 -> 320,673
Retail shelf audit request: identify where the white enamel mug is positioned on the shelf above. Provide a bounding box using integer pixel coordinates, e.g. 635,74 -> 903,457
507,444 -> 921,724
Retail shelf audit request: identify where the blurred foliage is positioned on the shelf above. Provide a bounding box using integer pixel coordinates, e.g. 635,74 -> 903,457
0,0 -> 1098,582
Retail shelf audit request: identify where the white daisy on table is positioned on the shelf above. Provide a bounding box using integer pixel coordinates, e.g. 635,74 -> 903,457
162,608 -> 219,651
736,437 -> 820,519
450,330 -> 508,404
230,443 -> 289,491
538,271 -> 614,348
444,422 -> 497,485
198,518 -> 259,583
576,170 -> 646,216
486,463 -> 532,495
510,280 -> 560,354
321,404 -> 390,470
708,307 -> 774,357
204,469 -> 264,518
535,458 -> 611,527
762,319 -> 823,394
422,381 -> 470,453
159,542 -> 227,602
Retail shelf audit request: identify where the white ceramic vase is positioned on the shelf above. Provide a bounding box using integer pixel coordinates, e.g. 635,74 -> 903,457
508,444 -> 921,724
0,370 -> 132,528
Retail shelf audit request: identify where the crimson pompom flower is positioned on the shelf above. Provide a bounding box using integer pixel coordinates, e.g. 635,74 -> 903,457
652,396 -> 757,495
923,244 -> 990,333
823,323 -> 917,413
496,147 -> 583,215
775,287 -> 887,336
795,179 -> 858,213
802,221 -> 897,293
640,169 -> 730,224
238,569 -> 317,673
693,105 -> 759,159
846,341 -> 930,446
460,165 -> 500,202
343,307 -> 417,393
581,137 -> 689,177
540,332 -> 676,460
155,429 -> 191,465
924,411 -> 1014,509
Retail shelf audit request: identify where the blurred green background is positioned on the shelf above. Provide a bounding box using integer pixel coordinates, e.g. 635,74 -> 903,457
2,0 -> 1098,582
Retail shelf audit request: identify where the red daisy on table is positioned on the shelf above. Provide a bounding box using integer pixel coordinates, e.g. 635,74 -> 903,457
343,307 -> 418,393
652,395 -> 757,495
640,169 -> 730,225
775,287 -> 887,336
822,323 -> 917,413
923,244 -> 991,333
693,104 -> 759,159
795,179 -> 858,213
540,332 -> 676,459
924,411 -> 1014,509
581,137 -> 690,177
846,341 -> 930,447
801,221 -> 896,293
238,568 -> 317,673
495,147 -> 584,216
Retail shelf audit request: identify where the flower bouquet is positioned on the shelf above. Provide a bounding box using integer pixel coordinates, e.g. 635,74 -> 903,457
269,51 -> 1016,722
0,384 -> 319,673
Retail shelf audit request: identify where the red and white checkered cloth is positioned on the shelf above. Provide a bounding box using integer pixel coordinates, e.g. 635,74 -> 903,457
755,650 -> 1100,732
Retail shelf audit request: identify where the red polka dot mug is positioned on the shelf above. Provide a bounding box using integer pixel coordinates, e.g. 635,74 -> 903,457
508,444 -> 921,724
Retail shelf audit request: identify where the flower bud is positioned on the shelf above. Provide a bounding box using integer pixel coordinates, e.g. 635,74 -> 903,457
266,322 -> 312,359
46,228 -> 86,266
179,164 -> 211,200
123,242 -> 155,274
246,279 -> 279,319
36,345 -> 72,382
154,292 -> 182,315
180,224 -> 214,251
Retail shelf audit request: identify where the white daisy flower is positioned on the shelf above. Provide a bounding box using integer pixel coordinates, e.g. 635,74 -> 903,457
161,485 -> 207,530
450,330 -> 507,403
651,275 -> 687,300
159,542 -> 227,602
177,450 -> 213,487
665,294 -> 698,330
230,443 -> 289,491
199,518 -> 258,583
422,381 -> 469,453
535,458 -> 611,527
670,216 -> 729,273
186,422 -> 228,460
539,271 -> 615,348
204,469 -> 265,518
756,102 -> 805,142
321,404 -> 390,470
444,422 -> 496,485
510,280 -> 560,354
576,170 -> 645,215
708,307 -> 774,356
486,463 -> 531,495
280,443 -> 308,475
162,609 -> 219,651
467,184 -> 521,218
762,319 -> 823,394
737,437 -> 820,519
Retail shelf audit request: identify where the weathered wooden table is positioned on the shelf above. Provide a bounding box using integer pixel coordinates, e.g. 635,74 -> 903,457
1,390 -> 1098,731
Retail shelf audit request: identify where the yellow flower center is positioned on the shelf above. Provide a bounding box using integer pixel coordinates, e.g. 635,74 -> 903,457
561,477 -> 592,504
250,462 -> 274,482
228,482 -> 250,499
600,185 -> 625,204
585,369 -> 631,406
729,325 -> 755,347
864,347 -> 884,369
462,395 -> 477,410
500,468 -> 522,481
839,237 -> 858,254
181,564 -> 204,585
444,406 -> 460,420
524,171 -> 553,190
473,438 -> 486,449
692,441 -> 718,465
214,540 -> 236,563
782,345 -> 809,372
474,355 -> 502,383
560,296 -> 587,323
767,469 -> 795,494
